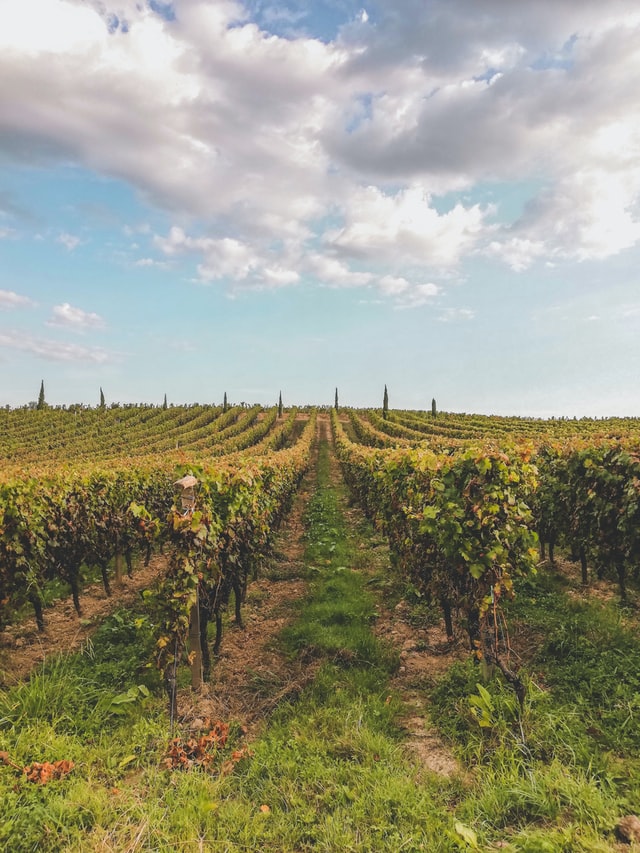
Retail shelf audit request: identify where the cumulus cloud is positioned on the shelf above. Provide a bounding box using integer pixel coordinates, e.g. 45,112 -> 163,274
339,0 -> 640,81
377,276 -> 439,307
305,252 -> 373,287
0,0 -> 638,284
485,237 -> 546,272
0,330 -> 110,362
378,275 -> 412,297
325,185 -> 487,268
260,266 -> 300,287
487,169 -> 640,269
47,302 -> 105,331
334,1 -> 640,264
0,289 -> 36,309
0,0 -> 342,231
154,225 -> 303,287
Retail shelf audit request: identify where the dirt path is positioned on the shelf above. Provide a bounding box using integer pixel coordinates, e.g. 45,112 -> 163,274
374,602 -> 467,778
325,414 -> 465,778
176,417 -> 323,733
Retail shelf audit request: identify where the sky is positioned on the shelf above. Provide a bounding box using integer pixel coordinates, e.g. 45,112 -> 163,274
1,0 -> 639,416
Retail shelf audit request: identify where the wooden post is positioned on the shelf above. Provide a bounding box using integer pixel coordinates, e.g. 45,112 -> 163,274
189,589 -> 203,690
115,551 -> 124,585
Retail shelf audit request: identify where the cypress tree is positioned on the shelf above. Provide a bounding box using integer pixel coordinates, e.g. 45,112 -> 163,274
37,380 -> 46,410
163,393 -> 168,410
334,387 -> 339,412
382,384 -> 389,420
278,391 -> 283,418
432,397 -> 437,418
223,392 -> 228,413
99,387 -> 105,409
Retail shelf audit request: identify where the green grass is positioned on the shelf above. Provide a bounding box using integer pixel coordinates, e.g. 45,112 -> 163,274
2,440 -> 639,851
425,568 -> 640,850
0,610 -> 169,852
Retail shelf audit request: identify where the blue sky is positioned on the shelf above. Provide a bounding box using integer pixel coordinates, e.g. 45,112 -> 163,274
1,0 -> 639,416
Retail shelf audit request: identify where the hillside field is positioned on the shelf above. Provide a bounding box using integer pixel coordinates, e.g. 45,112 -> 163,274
1,405 -> 640,851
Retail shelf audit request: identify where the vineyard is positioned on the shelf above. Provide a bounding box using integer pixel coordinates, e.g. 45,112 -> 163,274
1,403 -> 640,851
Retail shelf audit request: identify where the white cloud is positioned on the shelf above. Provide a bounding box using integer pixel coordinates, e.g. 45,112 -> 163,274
306,253 -> 373,287
397,283 -> 440,309
326,185 -> 487,268
155,225 -> 302,287
134,257 -> 168,268
0,0 -> 638,285
488,170 -> 640,269
0,289 -> 35,309
47,302 -> 105,331
485,237 -> 546,272
1,0 -> 107,54
377,276 -> 439,307
196,239 -> 259,282
57,232 -> 81,251
378,275 -> 411,297
156,227 -> 261,281
0,330 -> 109,362
0,0 -> 344,235
261,266 -> 300,287
547,173 -> 640,261
438,307 -> 475,322
154,227 -> 196,257
339,0 -> 640,82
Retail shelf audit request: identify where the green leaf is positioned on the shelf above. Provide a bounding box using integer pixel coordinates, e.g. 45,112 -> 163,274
454,821 -> 479,848
475,683 -> 494,711
469,563 -> 485,579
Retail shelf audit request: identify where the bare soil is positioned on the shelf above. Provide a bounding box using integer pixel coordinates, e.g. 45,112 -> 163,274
178,573 -> 318,737
553,554 -> 624,605
373,599 -> 468,778
0,557 -> 166,687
